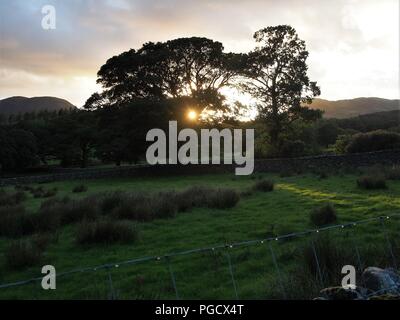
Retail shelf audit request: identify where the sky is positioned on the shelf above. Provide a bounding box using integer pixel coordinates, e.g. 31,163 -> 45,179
0,0 -> 399,107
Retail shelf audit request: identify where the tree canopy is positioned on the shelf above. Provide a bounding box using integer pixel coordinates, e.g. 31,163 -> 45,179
241,25 -> 321,153
85,37 -> 243,115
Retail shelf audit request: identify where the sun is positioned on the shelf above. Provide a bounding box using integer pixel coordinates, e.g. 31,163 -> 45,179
187,110 -> 197,121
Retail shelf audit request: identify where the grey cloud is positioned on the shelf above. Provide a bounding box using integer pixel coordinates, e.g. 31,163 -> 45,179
0,0 -> 398,105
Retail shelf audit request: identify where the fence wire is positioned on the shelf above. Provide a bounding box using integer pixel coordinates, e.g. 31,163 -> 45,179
0,213 -> 399,299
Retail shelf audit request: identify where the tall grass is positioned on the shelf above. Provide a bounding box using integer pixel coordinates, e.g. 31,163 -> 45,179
0,206 -> 35,238
357,176 -> 387,190
76,220 -> 139,245
0,186 -> 241,240
266,235 -> 395,299
5,240 -> 43,269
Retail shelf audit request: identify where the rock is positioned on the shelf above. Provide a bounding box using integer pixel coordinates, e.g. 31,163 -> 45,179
319,286 -> 365,300
315,267 -> 400,300
362,267 -> 400,295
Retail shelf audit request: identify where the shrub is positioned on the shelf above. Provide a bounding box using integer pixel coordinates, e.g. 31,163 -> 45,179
72,184 -> 88,193
346,130 -> 400,153
357,175 -> 387,190
207,189 -> 240,209
0,205 -> 35,237
36,196 -> 98,229
60,198 -> 99,225
152,192 -> 178,218
111,193 -> 155,221
5,240 -> 43,269
33,206 -> 62,233
174,186 -> 240,211
99,192 -> 125,214
310,203 -> 337,227
253,179 -> 274,192
174,187 -> 207,212
76,220 -> 138,245
333,134 -> 353,154
31,186 -> 240,232
110,192 -> 178,221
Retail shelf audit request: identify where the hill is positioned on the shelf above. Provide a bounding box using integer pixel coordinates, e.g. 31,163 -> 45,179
0,96 -> 76,115
309,97 -> 399,118
334,109 -> 400,132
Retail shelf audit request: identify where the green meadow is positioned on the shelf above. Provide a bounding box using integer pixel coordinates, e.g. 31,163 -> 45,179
0,172 -> 399,299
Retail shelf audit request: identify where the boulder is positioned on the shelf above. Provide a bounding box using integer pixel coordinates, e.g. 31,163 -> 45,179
362,267 -> 400,295
319,286 -> 365,300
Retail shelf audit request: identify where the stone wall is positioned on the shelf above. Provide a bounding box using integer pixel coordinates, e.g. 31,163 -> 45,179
254,149 -> 400,173
1,150 -> 399,186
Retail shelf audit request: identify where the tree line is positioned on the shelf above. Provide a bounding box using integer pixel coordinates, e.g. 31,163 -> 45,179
1,25 -> 399,173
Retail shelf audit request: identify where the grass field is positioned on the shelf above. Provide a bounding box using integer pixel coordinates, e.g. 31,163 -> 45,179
1,171 -> 399,299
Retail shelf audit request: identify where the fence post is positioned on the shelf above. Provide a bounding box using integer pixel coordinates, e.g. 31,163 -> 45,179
310,238 -> 325,289
353,241 -> 364,272
165,257 -> 180,300
268,241 -> 287,299
106,267 -> 117,300
225,248 -> 239,300
380,217 -> 397,269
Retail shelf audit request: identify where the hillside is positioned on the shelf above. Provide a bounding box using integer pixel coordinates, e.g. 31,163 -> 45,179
334,109 -> 400,132
309,97 -> 399,118
0,96 -> 76,115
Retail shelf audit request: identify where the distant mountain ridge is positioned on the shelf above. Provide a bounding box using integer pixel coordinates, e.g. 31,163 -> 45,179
1,96 -> 398,119
309,97 -> 399,119
0,96 -> 76,115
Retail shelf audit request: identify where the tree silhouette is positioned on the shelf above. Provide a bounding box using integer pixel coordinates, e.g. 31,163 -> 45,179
85,37 -> 242,115
242,25 -> 321,154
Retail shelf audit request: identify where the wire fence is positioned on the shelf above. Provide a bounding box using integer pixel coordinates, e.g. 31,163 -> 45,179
1,213 -> 399,299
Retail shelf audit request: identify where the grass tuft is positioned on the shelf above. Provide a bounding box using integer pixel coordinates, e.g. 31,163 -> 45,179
5,240 -> 43,270
357,175 -> 387,190
76,220 -> 139,245
253,179 -> 274,192
310,203 -> 337,227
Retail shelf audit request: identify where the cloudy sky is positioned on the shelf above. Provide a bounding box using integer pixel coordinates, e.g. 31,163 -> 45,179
0,0 -> 398,107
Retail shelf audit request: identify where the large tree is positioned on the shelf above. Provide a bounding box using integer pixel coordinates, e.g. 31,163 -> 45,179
95,99 -> 176,165
0,128 -> 38,171
242,25 -> 321,154
85,37 -> 242,114
46,110 -> 97,168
